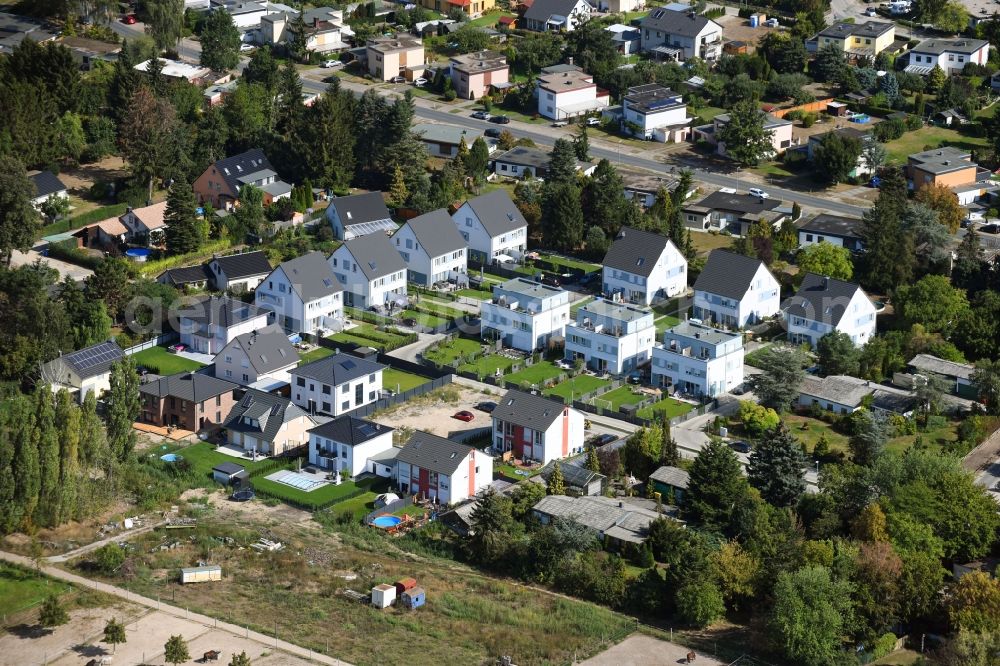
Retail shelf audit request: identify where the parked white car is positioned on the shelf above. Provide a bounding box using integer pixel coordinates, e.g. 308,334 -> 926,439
748,188 -> 769,199
322,59 -> 343,68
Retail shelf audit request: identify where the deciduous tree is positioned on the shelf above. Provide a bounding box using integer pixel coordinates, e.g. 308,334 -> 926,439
164,635 -> 190,665
770,566 -> 853,666
948,571 -> 1000,634
796,243 -> 854,282
107,358 -> 140,462
103,618 -> 126,653
145,0 -> 184,51
39,594 -> 69,627
816,330 -> 861,376
914,183 -> 963,232
894,274 -> 968,336
812,132 -> 862,184
200,8 -> 241,71
717,99 -> 775,166
0,156 -> 42,267
675,580 -> 725,628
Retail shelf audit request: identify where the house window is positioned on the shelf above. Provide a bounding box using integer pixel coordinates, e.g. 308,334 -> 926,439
369,391 -> 376,400
322,385 -> 331,395
242,373 -> 249,382
296,377 -> 305,387
355,384 -> 363,404
342,400 -> 349,410
216,395 -> 221,406
323,402 -> 331,412
342,383 -> 349,394
369,374 -> 376,382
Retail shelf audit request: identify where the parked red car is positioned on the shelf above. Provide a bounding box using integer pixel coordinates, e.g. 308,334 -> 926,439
452,410 -> 475,422
123,14 -> 137,24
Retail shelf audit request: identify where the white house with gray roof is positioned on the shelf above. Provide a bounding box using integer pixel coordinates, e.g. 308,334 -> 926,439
289,352 -> 386,417
491,390 -> 585,464
565,299 -> 656,376
692,250 -> 780,328
395,430 -> 492,504
783,274 -> 877,348
213,324 -> 298,387
639,7 -> 722,61
451,190 -> 528,264
325,191 -> 396,241
601,226 -> 687,306
206,250 -> 272,292
255,251 -> 344,334
40,340 -> 124,404
905,38 -> 990,76
481,277 -> 571,352
652,320 -> 744,397
522,0 -> 593,32
413,123 -> 487,158
392,209 -> 468,287
177,295 -> 270,355
329,232 -> 408,309
307,416 -> 394,478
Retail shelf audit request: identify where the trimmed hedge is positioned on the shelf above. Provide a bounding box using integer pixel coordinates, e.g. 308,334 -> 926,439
38,203 -> 128,239
46,240 -> 103,270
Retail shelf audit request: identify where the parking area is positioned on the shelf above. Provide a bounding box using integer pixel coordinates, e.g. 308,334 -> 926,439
581,633 -> 725,666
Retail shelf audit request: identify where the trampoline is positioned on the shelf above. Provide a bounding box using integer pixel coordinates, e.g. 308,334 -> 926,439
266,470 -> 327,492
232,489 -> 255,502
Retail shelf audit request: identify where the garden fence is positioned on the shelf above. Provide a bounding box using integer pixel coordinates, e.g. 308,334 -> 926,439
123,332 -> 179,356
363,494 -> 413,525
343,375 -> 454,419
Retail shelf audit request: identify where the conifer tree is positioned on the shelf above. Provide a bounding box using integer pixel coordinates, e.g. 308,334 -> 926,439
164,178 -> 202,256
547,462 -> 566,495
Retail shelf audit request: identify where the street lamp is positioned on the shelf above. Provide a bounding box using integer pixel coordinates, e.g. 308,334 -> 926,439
814,460 -> 819,474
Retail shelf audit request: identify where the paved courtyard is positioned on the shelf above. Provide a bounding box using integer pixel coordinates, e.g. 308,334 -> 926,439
580,634 -> 725,666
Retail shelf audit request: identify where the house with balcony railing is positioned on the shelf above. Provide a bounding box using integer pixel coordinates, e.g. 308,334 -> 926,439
651,320 -> 743,397
565,299 -> 656,376
480,277 -> 571,352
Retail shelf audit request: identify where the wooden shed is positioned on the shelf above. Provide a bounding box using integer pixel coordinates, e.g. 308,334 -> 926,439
401,587 -> 426,609
180,565 -> 222,584
394,577 -> 417,596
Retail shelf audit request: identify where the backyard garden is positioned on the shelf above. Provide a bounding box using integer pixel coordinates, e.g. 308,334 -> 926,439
131,346 -> 205,375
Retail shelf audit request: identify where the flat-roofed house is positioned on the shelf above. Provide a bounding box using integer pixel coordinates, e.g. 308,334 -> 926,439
797,214 -> 864,252
617,84 -> 692,142
906,146 -> 995,205
450,50 -> 509,100
907,354 -> 977,399
536,65 -> 610,120
807,21 -> 895,59
366,36 -> 425,82
481,277 -> 571,352
906,38 -> 990,76
564,299 -> 657,375
532,495 -> 672,550
652,321 -> 744,397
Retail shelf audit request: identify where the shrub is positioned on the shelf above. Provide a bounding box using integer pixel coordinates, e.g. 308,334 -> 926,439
739,400 -> 780,437
871,633 -> 898,660
800,112 -> 817,128
443,89 -> 457,101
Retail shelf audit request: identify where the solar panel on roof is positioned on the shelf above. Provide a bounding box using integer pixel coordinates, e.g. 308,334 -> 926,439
341,359 -> 356,370
359,423 -> 379,436
70,343 -> 121,371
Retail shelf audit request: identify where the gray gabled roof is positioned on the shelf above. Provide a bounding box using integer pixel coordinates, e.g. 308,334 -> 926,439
213,148 -> 274,195
641,7 -> 716,37
331,192 -> 392,227
212,461 -> 245,475
290,352 -> 386,385
223,388 -> 314,444
693,250 -> 771,301
797,214 -> 862,240
524,0 -> 588,22
177,295 -> 267,328
539,461 -> 604,489
784,273 -> 867,326
29,170 -> 67,198
399,209 -> 466,259
395,430 -> 476,476
462,190 -> 528,238
210,250 -> 272,280
273,251 -> 341,302
220,324 -> 297,374
799,374 -> 872,407
491,389 -> 567,431
139,372 -> 239,403
908,354 -> 974,381
650,465 -> 689,489
58,340 -> 125,379
602,226 -> 676,278
685,191 -> 784,216
341,232 -> 408,281
158,265 -> 211,286
307,415 -> 393,446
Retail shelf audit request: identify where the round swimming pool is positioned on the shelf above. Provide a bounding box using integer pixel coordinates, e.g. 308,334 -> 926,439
125,248 -> 151,262
372,515 -> 402,529
160,453 -> 182,462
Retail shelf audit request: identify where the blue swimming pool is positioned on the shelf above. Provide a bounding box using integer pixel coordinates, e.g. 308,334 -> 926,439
372,515 -> 402,529
126,248 -> 151,262
160,453 -> 182,462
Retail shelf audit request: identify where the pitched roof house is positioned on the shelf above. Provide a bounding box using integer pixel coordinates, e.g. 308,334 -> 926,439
395,430 -> 493,504
325,192 -> 396,240
157,265 -> 212,290
451,190 -> 528,264
223,388 -> 317,456
523,0 -> 593,32
289,352 -> 386,417
177,295 -> 270,355
783,273 -> 877,348
255,251 -> 344,334
796,214 -> 864,252
28,170 -> 68,207
491,389 -> 585,464
192,148 -> 292,210
532,495 -> 672,549
139,372 -> 239,431
693,249 -> 781,328
639,7 -> 723,61
214,324 -> 297,388
601,226 -> 687,305
307,416 -> 395,478
650,465 -> 689,504
392,209 -> 468,287
329,232 -> 408,310
121,201 -> 169,245
40,340 -> 125,403
206,251 -> 273,292
682,190 -> 787,236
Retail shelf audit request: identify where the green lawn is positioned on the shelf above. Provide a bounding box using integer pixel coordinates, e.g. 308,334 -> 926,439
637,396 -> 695,420
544,374 -> 612,402
0,563 -> 70,615
459,354 -> 516,378
455,288 -> 491,301
655,315 -> 682,334
695,106 -> 726,121
401,309 -> 449,328
503,360 -> 565,388
383,368 -> 432,393
535,253 -> 602,274
781,412 -> 960,456
132,346 -> 204,375
327,323 -> 412,351
423,337 -> 482,366
496,463 -> 541,480
175,441 -> 278,482
464,10 -> 514,27
883,125 -> 990,163
594,385 -> 649,411
298,346 -> 334,365
571,296 -> 595,316
252,474 -> 388,509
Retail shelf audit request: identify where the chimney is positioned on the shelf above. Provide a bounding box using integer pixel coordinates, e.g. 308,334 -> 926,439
567,56 -> 574,66
618,501 -> 624,508
822,276 -> 830,288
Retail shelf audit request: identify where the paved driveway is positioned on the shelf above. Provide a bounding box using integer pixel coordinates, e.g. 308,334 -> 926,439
580,634 -> 724,666
10,247 -> 94,281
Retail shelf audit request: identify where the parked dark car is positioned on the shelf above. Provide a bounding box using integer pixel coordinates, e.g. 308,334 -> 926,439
491,115 -> 511,124
539,274 -> 560,287
484,127 -> 503,138
590,433 -> 618,447
475,401 -> 498,413
729,441 -> 751,453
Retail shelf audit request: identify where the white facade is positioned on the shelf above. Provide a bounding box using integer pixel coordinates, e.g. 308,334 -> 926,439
214,341 -> 296,386
451,200 -> 528,263
396,450 -> 493,505
328,245 -> 408,309
308,427 -> 394,478
392,222 -> 467,287
602,242 -> 687,306
909,39 -> 990,75
291,368 -> 384,417
207,257 -> 268,293
524,0 -> 592,32
693,264 -> 781,329
621,86 -> 690,141
565,299 -> 656,375
481,278 -> 571,352
492,408 -> 586,464
639,10 -> 723,60
784,283 -> 878,348
255,261 -> 344,334
536,71 -> 610,121
178,309 -> 269,356
651,321 -> 744,397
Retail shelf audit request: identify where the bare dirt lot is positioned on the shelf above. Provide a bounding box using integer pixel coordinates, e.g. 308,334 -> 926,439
715,13 -> 780,49
371,384 -> 502,440
580,633 -> 726,666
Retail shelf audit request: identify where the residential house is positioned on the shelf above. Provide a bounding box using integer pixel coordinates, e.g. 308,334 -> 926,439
907,354 -> 977,399
532,494 -> 671,549
392,209 -> 468,287
202,79 -> 238,107
366,36 -> 425,82
650,465 -> 689,504
933,108 -> 969,127
210,0 -> 270,28
693,112 -> 793,160
618,169 -> 695,209
255,251 -> 344,334
490,145 -> 597,180
135,58 -> 211,84
223,388 -> 317,456
651,320 -> 744,397
692,250 -> 781,328
325,192 -> 396,241
605,24 -> 641,55
121,201 -> 169,245
40,340 -> 125,404
261,7 -> 352,53
0,13 -> 57,55
491,389 -> 585,463
206,250 -> 273,292
806,126 -> 873,179
799,374 -> 917,416
418,0 -> 496,18
536,461 -> 605,495
413,123 -> 486,159
192,148 -> 291,210
177,295 -> 269,355
157,265 -> 212,290
28,170 -> 68,209
797,214 -> 864,252
307,416 -> 394,477
536,65 -> 609,120
906,38 -> 990,75
906,146 -> 994,205
682,190 -> 787,235
451,190 -> 529,263
565,299 -> 657,375
597,0 -> 642,13
139,372 -> 239,431
289,352 -> 386,417
80,216 -> 128,251
522,0 -> 592,32
639,7 -> 722,61
329,233 -> 408,309
783,273 -> 877,348
395,431 -> 493,504
214,324 -> 298,387
616,84 -> 691,142
481,277 -> 571,351
60,36 -> 122,70
806,21 -> 895,58
601,226 -> 688,305
450,50 -> 508,100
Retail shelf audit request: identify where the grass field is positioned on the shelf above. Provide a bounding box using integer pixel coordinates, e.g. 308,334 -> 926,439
401,309 -> 448,328
252,474 -> 388,509
883,125 -> 990,163
594,385 -> 649,412
454,288 -> 491,301
780,412 -> 960,456
0,562 -> 70,615
422,337 -> 482,367
131,346 -> 204,374
176,441 -> 277,482
637,396 -> 695,420
503,360 -> 565,388
298,346 -> 334,365
571,296 -> 596,316
655,315 -> 682,334
383,368 -> 432,393
545,374 -> 612,402
459,354 -> 517,378
689,231 -> 736,257
328,323 -> 412,351
535,253 -> 602,274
